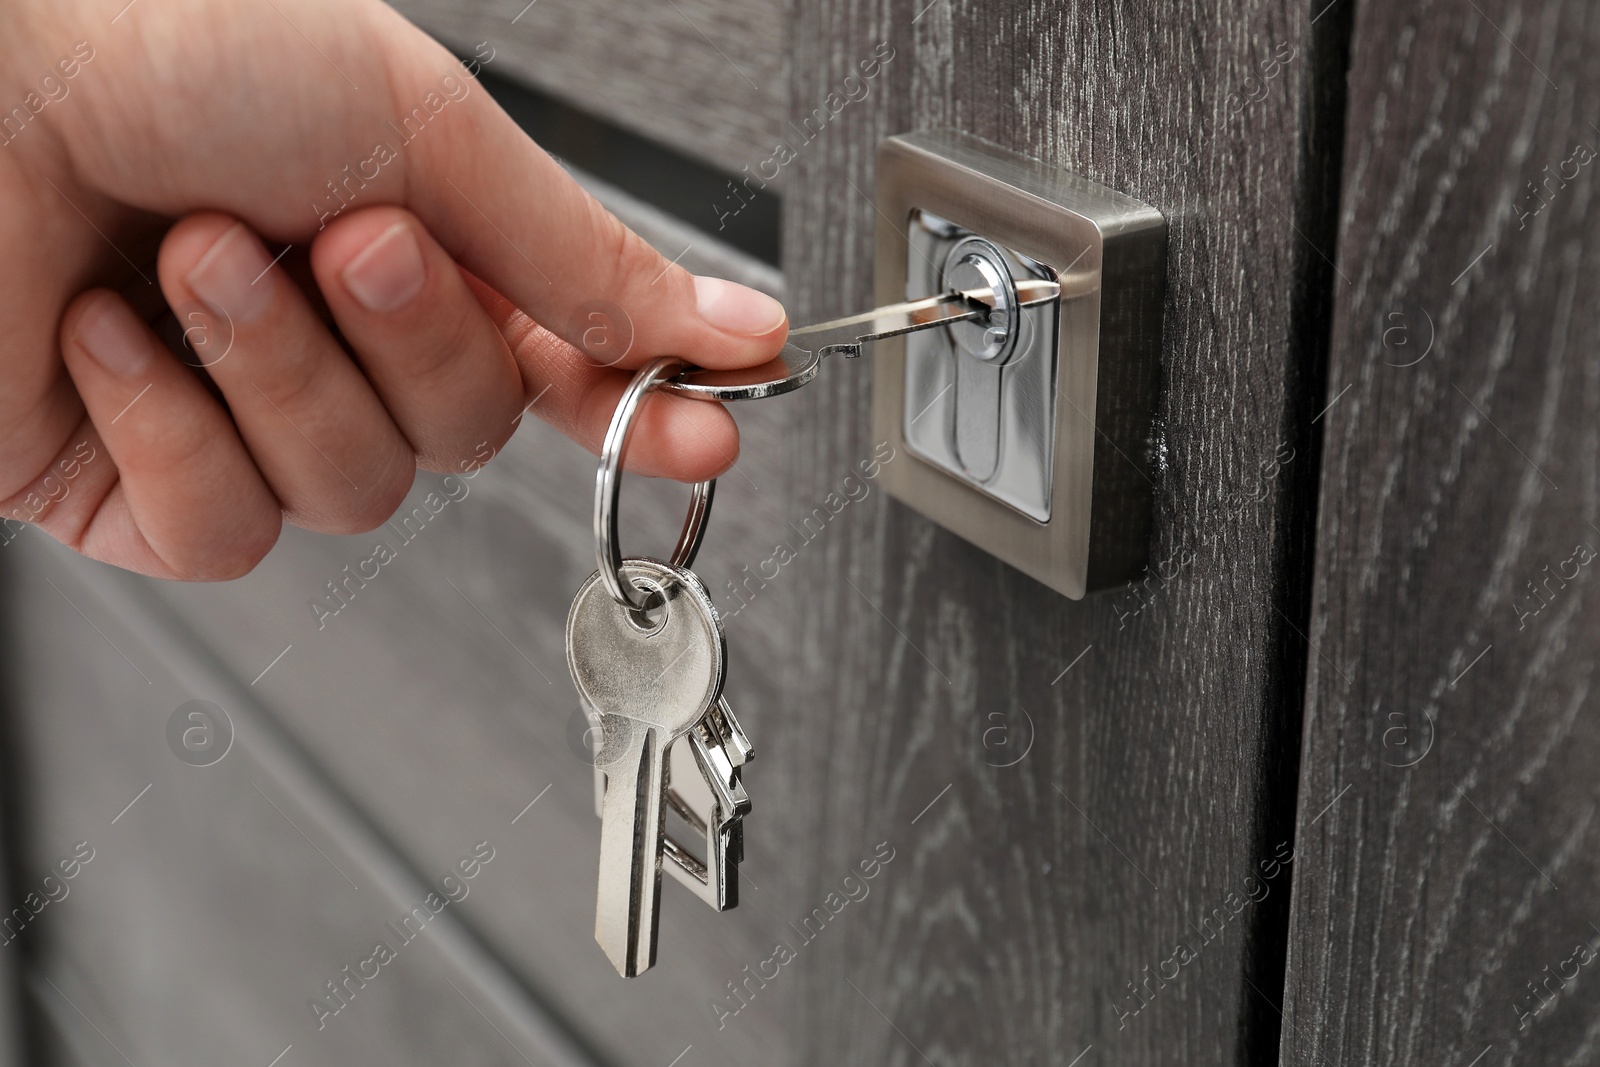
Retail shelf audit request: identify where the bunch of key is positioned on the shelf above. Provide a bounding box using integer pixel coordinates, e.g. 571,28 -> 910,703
566,357 -> 754,978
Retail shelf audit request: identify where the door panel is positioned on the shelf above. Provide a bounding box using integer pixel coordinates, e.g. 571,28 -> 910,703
785,1 -> 1345,1063
1,544 -> 595,1066
1280,2 -> 1600,1063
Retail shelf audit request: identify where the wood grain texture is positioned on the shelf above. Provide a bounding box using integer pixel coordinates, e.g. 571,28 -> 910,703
783,1 -> 1344,1064
1279,2 -> 1600,1064
389,0 -> 787,181
0,542 -> 599,1067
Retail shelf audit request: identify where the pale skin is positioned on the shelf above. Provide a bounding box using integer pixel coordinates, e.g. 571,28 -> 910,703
0,0 -> 789,580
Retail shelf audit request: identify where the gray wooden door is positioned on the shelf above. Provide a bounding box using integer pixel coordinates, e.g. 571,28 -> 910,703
2,1 -> 1595,1066
780,1 -> 1344,1064
1278,1 -> 1600,1064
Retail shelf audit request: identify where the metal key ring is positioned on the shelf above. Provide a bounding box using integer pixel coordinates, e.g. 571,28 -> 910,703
596,356 -> 716,612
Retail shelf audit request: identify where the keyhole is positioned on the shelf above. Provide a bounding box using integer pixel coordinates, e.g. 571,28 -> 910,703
941,236 -> 1021,366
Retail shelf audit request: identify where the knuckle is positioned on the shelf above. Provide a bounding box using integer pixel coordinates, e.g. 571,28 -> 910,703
328,464 -> 414,535
405,298 -> 481,383
148,415 -> 223,476
176,518 -> 280,582
597,215 -> 662,299
251,354 -> 336,414
275,442 -> 416,537
414,415 -> 513,475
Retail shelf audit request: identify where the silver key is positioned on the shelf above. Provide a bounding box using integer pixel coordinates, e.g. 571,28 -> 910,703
783,276 -> 1063,359
567,557 -> 726,977
598,694 -> 754,911
661,278 -> 1063,401
664,697 -> 751,910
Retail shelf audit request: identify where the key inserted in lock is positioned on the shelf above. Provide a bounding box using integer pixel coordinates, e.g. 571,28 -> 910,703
666,130 -> 1165,600
902,211 -> 1065,520
661,274 -> 1064,400
663,236 -> 1065,517
871,129 -> 1167,599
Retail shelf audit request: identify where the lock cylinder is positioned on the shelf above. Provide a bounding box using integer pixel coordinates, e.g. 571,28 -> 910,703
942,236 -> 1020,365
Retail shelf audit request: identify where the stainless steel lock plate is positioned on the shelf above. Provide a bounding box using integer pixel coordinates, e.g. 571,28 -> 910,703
871,130 -> 1167,599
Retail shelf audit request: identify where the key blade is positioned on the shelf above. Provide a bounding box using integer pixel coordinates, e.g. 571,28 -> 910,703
663,275 -> 1081,400
788,278 -> 1061,358
595,721 -> 667,977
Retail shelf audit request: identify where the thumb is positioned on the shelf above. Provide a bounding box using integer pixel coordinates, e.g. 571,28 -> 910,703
382,28 -> 787,371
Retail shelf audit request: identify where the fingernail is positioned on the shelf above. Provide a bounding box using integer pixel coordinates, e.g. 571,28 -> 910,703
186,223 -> 275,323
693,276 -> 786,336
76,295 -> 151,377
342,223 -> 426,313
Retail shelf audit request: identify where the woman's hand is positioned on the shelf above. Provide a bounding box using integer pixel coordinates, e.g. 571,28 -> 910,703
0,0 -> 787,579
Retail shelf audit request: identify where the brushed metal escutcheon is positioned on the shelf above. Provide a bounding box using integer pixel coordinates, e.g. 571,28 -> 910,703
871,130 -> 1167,599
